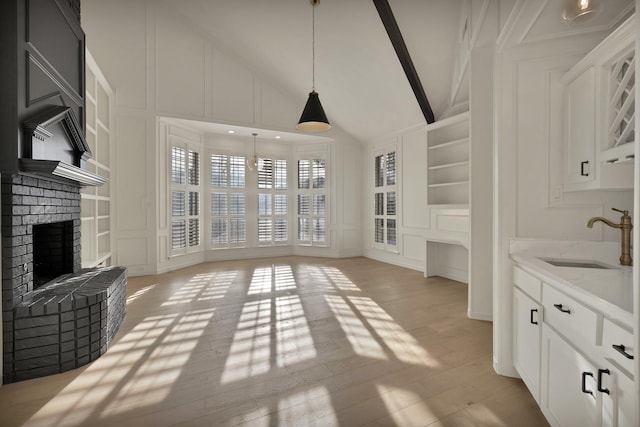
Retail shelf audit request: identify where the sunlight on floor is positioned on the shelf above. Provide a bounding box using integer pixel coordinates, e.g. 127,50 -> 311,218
305,265 -> 362,293
25,307 -> 215,426
322,266 -> 361,292
350,297 -> 440,368
102,308 -> 216,417
161,271 -> 235,306
376,384 -> 428,426
275,295 -> 317,367
126,283 -> 157,303
324,295 -> 388,360
248,265 -> 296,295
0,259 -> 520,427
221,298 -> 272,383
376,384 -> 432,425
276,386 -> 337,426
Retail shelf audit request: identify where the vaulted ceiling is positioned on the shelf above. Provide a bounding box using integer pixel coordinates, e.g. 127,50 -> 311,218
162,0 -> 465,142
82,0 -> 634,143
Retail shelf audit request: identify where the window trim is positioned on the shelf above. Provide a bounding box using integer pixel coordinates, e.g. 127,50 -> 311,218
169,142 -> 202,257
296,156 -> 329,247
373,148 -> 398,253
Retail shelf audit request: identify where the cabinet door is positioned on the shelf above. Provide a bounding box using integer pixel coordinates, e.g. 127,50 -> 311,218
565,67 -> 596,187
600,365 -> 636,427
513,288 -> 541,402
541,327 -> 601,427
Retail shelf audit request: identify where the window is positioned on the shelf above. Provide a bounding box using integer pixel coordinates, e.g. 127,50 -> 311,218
210,154 -> 246,247
297,159 -> 327,245
171,146 -> 201,253
258,158 -> 288,245
374,151 -> 397,250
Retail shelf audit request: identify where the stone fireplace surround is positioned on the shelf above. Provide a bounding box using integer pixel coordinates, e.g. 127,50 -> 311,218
1,174 -> 126,383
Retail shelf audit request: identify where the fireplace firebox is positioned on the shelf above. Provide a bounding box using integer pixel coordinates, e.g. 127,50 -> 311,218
32,221 -> 75,289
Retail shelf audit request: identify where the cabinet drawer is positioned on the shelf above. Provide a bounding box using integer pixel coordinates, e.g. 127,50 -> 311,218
542,284 -> 598,348
513,266 -> 541,301
602,319 -> 634,374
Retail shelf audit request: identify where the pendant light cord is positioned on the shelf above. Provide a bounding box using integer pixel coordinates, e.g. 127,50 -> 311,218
252,133 -> 257,156
312,2 -> 315,91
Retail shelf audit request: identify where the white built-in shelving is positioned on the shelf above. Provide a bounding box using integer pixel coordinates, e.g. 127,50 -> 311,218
81,50 -> 113,268
425,111 -> 470,249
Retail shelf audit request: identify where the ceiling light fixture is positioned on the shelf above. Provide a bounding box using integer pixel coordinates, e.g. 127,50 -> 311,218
562,0 -> 599,23
296,0 -> 331,132
247,133 -> 259,171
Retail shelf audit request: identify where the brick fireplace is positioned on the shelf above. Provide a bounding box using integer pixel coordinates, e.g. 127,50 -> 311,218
1,0 -> 127,383
0,106 -> 127,383
1,174 -> 126,383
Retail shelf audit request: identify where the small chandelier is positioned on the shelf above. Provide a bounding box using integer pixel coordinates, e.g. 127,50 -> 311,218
247,133 -> 259,171
562,0 -> 599,23
297,0 -> 331,132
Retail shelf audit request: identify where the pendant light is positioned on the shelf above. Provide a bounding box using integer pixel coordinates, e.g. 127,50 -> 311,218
562,0 -> 599,23
297,0 -> 331,132
247,133 -> 259,171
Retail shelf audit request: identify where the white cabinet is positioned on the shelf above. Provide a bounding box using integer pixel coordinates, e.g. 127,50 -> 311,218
564,67 -> 596,187
541,326 -> 601,427
562,15 -> 635,192
511,264 -> 636,427
541,326 -> 635,427
601,363 -> 636,427
513,287 -> 542,402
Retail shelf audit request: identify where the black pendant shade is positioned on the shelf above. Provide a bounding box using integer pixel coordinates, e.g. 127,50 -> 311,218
297,90 -> 331,132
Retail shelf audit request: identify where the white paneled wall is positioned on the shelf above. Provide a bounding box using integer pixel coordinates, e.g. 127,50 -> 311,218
494,38 -> 635,376
83,0 -> 362,275
365,128 -> 429,272
364,124 -> 472,279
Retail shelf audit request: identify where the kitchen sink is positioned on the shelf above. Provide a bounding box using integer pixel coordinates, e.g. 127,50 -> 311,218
538,258 -> 616,269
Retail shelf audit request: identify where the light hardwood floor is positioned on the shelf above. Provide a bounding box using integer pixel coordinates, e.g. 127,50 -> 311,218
0,256 -> 548,426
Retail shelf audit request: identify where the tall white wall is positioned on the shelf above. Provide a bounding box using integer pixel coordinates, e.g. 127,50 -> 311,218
494,37 -> 634,376
363,127 -> 432,272
468,2 -> 495,322
82,0 -> 362,275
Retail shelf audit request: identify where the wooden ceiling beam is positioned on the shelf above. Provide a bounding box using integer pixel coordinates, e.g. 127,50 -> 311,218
373,0 -> 435,124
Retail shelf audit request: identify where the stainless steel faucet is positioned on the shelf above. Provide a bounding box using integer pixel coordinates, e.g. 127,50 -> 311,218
587,208 -> 633,266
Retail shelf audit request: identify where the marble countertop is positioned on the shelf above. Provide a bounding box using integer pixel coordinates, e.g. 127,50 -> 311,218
510,239 -> 634,328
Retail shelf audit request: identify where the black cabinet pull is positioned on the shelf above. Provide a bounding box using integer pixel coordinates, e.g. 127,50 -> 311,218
581,372 -> 594,395
580,161 -> 589,176
530,308 -> 538,325
554,303 -> 571,314
612,344 -> 634,360
597,369 -> 610,394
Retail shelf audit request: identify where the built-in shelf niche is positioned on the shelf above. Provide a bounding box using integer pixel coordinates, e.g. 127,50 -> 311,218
424,111 -> 470,282
427,112 -> 470,206
81,50 -> 113,268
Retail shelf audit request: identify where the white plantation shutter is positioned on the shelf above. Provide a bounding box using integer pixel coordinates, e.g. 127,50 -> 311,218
171,146 -> 200,253
373,151 -> 397,251
209,154 -> 247,248
297,158 -> 326,246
